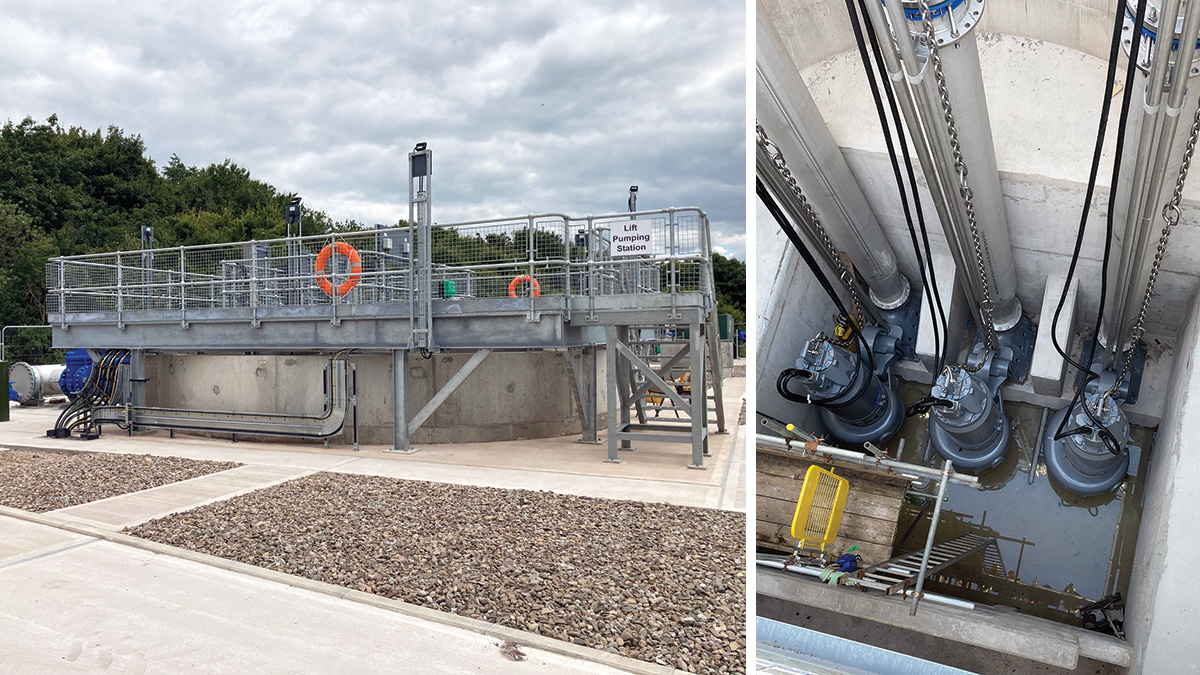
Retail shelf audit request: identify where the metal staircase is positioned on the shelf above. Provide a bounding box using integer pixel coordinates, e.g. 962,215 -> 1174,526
605,308 -> 727,468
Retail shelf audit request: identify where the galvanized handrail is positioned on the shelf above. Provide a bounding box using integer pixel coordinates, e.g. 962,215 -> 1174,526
45,207 -> 716,328
0,325 -> 52,362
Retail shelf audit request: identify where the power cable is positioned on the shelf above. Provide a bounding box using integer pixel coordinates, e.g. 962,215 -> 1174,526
1049,0 -> 1148,454
842,0 -> 951,373
757,178 -> 876,376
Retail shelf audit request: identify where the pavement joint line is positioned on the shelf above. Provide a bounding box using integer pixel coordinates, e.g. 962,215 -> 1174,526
318,456 -> 368,471
716,421 -> 745,511
0,505 -> 686,675
0,538 -> 97,571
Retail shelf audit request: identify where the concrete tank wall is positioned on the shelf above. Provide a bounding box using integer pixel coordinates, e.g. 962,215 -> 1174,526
145,350 -> 608,445
760,0 -> 1115,72
1124,286 -> 1200,673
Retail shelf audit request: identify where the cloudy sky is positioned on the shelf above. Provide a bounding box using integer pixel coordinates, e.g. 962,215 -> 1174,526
0,1 -> 747,258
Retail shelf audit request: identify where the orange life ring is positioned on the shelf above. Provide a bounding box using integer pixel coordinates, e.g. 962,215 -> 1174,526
315,241 -> 362,297
508,274 -> 540,298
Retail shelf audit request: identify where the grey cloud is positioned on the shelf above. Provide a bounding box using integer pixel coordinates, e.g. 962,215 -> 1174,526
0,0 -> 746,258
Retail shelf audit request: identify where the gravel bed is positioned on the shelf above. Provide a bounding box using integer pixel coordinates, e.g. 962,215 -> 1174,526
0,448 -> 240,512
128,473 -> 746,673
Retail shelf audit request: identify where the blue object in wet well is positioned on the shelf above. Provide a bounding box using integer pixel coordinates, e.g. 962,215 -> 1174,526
834,553 -> 860,573
59,349 -> 94,401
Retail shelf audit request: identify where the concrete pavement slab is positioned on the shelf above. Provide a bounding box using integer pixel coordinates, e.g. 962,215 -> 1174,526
326,456 -> 730,509
0,514 -> 645,675
52,464 -> 318,529
0,517 -> 91,566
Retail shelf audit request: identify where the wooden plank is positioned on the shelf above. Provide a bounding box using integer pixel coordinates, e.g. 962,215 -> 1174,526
756,452 -> 909,496
755,445 -> 908,567
756,475 -> 902,521
753,494 -> 900,543
755,521 -> 894,566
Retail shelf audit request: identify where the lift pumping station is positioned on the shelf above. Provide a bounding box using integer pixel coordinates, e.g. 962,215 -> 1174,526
758,0 -> 1198,498
38,143 -> 727,468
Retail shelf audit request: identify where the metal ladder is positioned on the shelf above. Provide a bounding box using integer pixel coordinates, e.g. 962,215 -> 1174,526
854,533 -> 995,595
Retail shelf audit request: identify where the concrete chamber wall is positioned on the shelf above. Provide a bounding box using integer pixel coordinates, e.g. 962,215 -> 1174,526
1124,286 -> 1200,673
755,199 -> 837,433
761,0 -> 1115,71
145,350 -> 607,445
760,0 -> 1200,340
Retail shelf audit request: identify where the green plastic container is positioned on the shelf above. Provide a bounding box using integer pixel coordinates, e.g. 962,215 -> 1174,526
718,313 -> 734,340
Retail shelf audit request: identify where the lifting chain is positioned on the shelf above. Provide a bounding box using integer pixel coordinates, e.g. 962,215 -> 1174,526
756,120 -> 866,339
1108,94 -> 1200,395
919,0 -> 996,372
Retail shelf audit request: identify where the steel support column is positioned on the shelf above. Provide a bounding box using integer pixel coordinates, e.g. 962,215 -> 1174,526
689,321 -> 708,468
570,345 -> 600,444
605,326 -> 626,462
387,348 -> 414,453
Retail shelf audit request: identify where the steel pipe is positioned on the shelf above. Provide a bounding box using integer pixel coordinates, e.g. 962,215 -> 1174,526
1107,0 -> 1200,355
755,559 -> 977,610
756,1 -> 910,310
881,0 -> 1023,333
878,0 -> 998,336
756,432 -> 981,487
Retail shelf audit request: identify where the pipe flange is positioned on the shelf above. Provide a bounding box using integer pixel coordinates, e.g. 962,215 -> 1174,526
870,274 -> 911,311
990,296 -> 1023,333
900,0 -> 986,47
1123,3 -> 1200,78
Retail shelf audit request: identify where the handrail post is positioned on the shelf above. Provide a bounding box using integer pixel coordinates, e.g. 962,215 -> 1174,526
250,240 -> 260,327
179,246 -> 188,328
527,215 -> 537,322
116,253 -> 125,329
668,209 -> 680,320
329,234 -> 340,326
586,216 -> 598,322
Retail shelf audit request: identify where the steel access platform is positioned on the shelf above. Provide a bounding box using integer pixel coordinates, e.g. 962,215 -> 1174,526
44,205 -> 726,465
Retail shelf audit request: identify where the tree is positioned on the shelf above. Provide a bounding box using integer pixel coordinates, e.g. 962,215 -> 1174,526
0,114 -> 346,328
711,252 -> 746,325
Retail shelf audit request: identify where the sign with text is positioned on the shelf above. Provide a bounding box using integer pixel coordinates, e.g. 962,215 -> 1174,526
610,220 -> 652,257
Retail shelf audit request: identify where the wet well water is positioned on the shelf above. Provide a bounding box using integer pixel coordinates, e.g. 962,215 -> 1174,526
886,382 -> 1152,624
